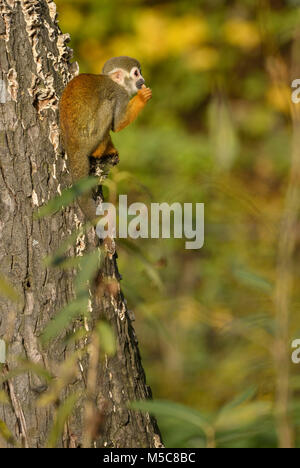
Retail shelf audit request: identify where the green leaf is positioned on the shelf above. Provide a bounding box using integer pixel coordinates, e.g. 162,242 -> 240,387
96,321 -> 116,356
130,400 -> 210,434
218,386 -> 257,415
119,239 -> 164,291
42,249 -> 101,344
0,361 -> 53,385
45,228 -> 86,267
36,177 -> 99,218
216,424 -> 275,447
75,250 -> 101,295
0,275 -> 21,303
47,255 -> 82,270
157,416 -> 206,448
47,392 -> 80,448
0,420 -> 16,446
215,402 -> 272,431
0,391 -> 9,404
232,268 -> 273,293
209,96 -> 239,171
41,295 -> 89,344
17,360 -> 53,383
64,327 -> 89,346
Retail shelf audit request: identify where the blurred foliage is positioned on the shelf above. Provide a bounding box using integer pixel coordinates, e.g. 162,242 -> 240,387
53,0 -> 300,448
0,274 -> 21,304
36,176 -> 99,219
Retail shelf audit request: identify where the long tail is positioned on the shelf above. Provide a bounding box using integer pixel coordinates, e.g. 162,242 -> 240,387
68,150 -> 98,222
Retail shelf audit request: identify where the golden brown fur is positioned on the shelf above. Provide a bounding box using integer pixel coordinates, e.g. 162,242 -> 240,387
59,62 -> 151,221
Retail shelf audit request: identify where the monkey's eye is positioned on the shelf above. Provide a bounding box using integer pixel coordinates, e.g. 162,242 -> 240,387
134,70 -> 139,77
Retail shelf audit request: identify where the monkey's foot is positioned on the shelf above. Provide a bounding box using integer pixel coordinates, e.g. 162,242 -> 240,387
101,151 -> 120,166
89,151 -> 120,180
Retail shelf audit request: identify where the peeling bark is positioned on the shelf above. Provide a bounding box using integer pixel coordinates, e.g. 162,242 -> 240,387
0,0 -> 162,448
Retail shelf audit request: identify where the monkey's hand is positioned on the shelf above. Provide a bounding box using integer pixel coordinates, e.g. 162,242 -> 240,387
137,86 -> 152,104
114,86 -> 152,133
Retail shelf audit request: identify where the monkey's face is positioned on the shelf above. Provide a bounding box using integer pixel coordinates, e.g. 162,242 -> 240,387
109,66 -> 145,96
128,66 -> 145,93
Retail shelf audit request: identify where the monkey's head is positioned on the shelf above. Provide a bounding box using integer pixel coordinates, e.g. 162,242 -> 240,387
102,56 -> 146,96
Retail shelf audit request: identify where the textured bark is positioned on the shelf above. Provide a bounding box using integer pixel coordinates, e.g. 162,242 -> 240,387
0,0 -> 162,448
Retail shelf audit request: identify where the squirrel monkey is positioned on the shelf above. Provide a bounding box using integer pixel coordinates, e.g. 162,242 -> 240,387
59,56 -> 152,221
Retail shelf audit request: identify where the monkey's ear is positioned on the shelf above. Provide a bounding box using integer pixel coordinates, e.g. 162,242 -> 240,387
109,69 -> 125,85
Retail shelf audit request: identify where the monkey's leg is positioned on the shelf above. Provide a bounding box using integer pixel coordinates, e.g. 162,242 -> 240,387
114,95 -> 146,133
104,136 -> 119,157
91,135 -> 118,159
91,136 -> 110,158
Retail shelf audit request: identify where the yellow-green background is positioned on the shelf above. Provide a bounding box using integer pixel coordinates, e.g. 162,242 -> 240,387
56,0 -> 300,448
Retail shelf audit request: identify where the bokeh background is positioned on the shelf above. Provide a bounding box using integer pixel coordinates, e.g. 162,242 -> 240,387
56,0 -> 300,448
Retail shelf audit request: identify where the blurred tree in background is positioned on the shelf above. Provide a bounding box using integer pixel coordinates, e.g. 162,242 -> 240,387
56,0 -> 300,448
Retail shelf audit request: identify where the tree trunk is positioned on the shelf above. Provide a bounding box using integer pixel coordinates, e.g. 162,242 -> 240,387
0,0 -> 162,448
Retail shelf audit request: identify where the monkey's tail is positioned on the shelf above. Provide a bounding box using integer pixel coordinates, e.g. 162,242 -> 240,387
68,150 -> 99,222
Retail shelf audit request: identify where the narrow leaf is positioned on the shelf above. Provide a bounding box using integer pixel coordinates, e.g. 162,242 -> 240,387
75,250 -> 101,295
41,296 -> 89,344
96,321 -> 116,356
130,400 -> 210,434
0,420 -> 16,446
0,275 -> 20,303
233,268 -> 273,293
47,392 -> 80,448
36,177 -> 98,218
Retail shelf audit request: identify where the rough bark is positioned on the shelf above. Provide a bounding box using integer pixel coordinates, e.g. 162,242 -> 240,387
0,0 -> 162,448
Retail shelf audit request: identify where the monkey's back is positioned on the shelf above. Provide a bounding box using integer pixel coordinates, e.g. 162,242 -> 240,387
59,74 -> 126,153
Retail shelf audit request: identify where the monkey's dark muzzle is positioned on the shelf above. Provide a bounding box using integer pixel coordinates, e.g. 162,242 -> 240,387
136,79 -> 145,89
